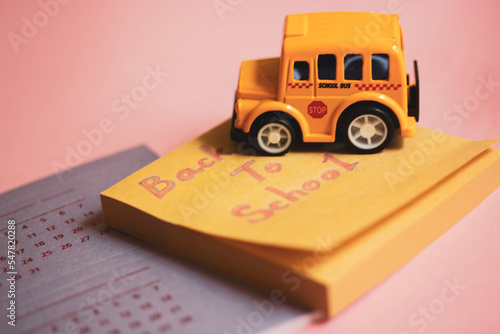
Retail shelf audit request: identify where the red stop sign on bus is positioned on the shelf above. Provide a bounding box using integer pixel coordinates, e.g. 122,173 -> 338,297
307,101 -> 327,119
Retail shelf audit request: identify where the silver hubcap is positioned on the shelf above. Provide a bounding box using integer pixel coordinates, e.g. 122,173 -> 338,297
257,123 -> 292,154
348,114 -> 388,150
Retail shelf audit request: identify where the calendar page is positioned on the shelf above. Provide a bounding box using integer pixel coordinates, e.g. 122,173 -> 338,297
0,146 -> 306,334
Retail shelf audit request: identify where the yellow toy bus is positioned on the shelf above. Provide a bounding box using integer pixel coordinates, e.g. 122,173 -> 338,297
231,12 -> 419,155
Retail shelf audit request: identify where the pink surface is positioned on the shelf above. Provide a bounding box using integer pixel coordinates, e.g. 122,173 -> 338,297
1,0 -> 499,333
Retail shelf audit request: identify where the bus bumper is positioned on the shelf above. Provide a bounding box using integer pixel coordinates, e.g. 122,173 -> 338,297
408,60 -> 420,122
230,97 -> 248,141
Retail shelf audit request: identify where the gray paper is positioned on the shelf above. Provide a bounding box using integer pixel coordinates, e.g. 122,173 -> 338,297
0,146 -> 306,334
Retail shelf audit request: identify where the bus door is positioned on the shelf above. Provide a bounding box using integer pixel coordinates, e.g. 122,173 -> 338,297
284,58 -> 315,127
314,53 -> 347,135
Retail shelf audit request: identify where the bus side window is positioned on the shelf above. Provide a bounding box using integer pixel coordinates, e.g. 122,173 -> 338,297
344,54 -> 363,80
318,54 -> 336,80
372,54 -> 389,80
293,61 -> 310,80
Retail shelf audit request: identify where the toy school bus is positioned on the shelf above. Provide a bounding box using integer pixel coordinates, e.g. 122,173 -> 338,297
231,12 -> 419,155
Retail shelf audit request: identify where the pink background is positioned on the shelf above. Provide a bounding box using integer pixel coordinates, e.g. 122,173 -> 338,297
1,0 -> 499,333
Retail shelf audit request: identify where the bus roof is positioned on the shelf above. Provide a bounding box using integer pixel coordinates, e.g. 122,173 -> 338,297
283,12 -> 402,54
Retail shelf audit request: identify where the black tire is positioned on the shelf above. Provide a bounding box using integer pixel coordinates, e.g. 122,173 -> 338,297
340,106 -> 395,154
251,117 -> 296,155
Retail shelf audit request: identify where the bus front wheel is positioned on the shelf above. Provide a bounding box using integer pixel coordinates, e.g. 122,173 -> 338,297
253,118 -> 295,155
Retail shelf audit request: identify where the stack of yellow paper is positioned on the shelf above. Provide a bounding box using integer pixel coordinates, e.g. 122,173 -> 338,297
101,121 -> 500,316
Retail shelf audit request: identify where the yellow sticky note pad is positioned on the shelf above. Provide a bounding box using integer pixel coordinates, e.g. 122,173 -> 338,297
101,120 -> 500,315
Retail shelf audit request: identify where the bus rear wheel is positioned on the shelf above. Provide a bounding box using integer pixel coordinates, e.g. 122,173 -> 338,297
341,106 -> 395,154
